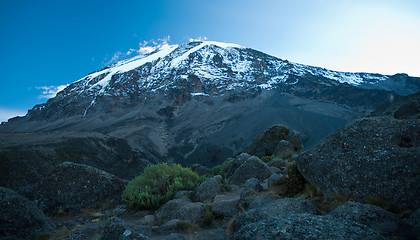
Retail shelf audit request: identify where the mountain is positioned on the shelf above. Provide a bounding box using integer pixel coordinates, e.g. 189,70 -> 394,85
1,41 -> 419,169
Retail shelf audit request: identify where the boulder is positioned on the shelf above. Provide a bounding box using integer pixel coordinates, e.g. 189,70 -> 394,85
267,158 -> 287,169
247,194 -> 278,209
35,162 -> 127,215
0,187 -> 54,239
231,213 -> 385,240
155,198 -> 192,223
295,117 -> 420,211
225,153 -> 250,178
195,177 -> 221,203
98,217 -> 151,240
329,201 -> 400,238
155,198 -> 205,225
211,194 -> 240,218
267,174 -> 284,188
228,156 -> 273,185
233,197 -> 317,231
273,140 -> 295,158
246,124 -> 290,157
244,178 -> 262,192
289,130 -> 304,152
157,219 -> 183,234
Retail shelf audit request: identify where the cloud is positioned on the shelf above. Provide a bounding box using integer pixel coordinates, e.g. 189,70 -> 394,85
136,36 -> 171,55
104,36 -> 172,66
189,36 -> 208,42
103,51 -> 124,66
36,84 -> 69,99
0,108 -> 26,123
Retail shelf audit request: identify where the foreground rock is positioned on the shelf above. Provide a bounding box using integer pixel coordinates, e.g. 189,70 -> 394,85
233,197 -> 317,231
231,213 -> 385,240
0,187 -> 54,239
329,201 -> 400,238
35,162 -> 127,215
246,124 -> 303,158
295,117 -> 420,211
228,156 -> 273,185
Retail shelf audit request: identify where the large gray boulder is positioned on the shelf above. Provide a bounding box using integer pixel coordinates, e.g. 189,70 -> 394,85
228,156 -> 273,185
212,194 -> 240,218
233,197 -> 317,231
295,117 -> 420,211
329,201 -> 400,238
35,162 -> 127,215
231,213 -> 385,240
0,187 -> 54,239
246,125 -> 303,158
155,198 -> 205,225
195,177 -> 221,203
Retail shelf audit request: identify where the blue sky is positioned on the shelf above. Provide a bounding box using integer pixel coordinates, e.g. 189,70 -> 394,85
1,0 -> 419,122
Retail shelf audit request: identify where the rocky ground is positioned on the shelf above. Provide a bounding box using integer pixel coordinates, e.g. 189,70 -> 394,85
1,151 -> 419,240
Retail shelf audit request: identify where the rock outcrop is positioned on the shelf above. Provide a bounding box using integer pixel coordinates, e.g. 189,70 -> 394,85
0,187 -> 54,239
295,117 -> 420,211
228,156 -> 273,185
35,162 -> 128,215
246,124 -> 303,158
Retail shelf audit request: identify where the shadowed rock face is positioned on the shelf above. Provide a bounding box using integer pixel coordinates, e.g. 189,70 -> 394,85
295,117 -> 420,211
35,162 -> 128,215
0,187 -> 54,239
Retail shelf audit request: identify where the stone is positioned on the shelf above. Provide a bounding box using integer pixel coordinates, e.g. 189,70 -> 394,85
225,153 -> 251,178
267,158 -> 287,169
247,194 -> 278,209
273,140 -> 295,158
233,197 -> 318,231
98,217 -> 151,240
269,166 -> 281,174
155,198 -> 192,224
212,194 -> 240,218
157,219 -> 183,234
329,201 -> 400,238
228,156 -> 273,185
289,130 -> 304,152
244,178 -> 262,192
155,198 -> 205,225
195,178 -> 221,203
35,162 -> 127,215
295,117 -> 420,211
0,187 -> 54,239
246,124 -> 290,157
267,174 -> 284,188
231,213 -> 385,240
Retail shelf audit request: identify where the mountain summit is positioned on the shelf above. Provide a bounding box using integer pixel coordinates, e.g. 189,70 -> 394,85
2,40 -> 420,166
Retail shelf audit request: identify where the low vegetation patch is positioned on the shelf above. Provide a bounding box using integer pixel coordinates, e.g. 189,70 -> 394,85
211,159 -> 233,178
122,163 -> 201,210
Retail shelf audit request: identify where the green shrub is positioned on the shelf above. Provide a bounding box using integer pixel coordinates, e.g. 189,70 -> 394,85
211,159 -> 233,178
122,163 -> 201,210
261,155 -> 276,163
203,204 -> 214,227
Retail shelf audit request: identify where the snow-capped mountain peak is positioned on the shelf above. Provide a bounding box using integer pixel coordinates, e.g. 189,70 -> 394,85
24,40 -> 419,119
